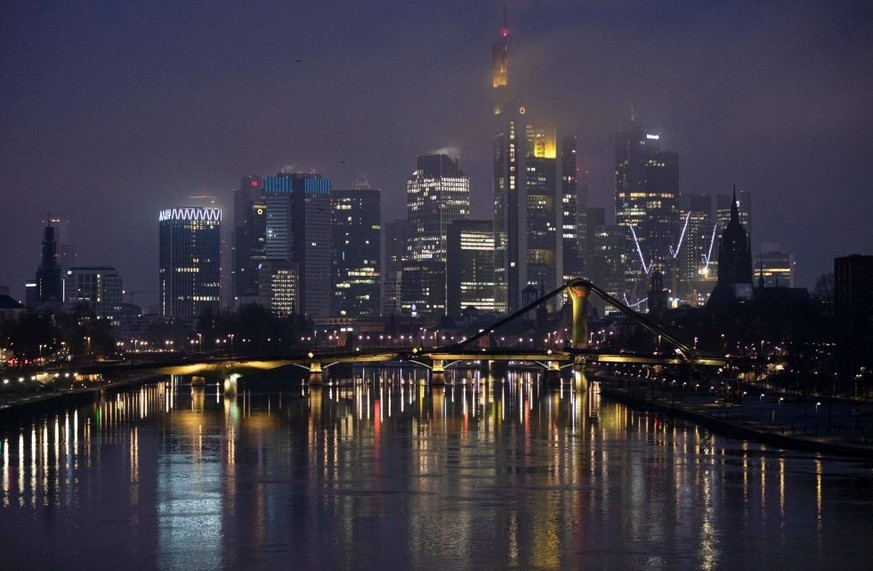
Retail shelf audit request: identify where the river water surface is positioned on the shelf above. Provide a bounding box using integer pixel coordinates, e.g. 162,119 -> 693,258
1,371 -> 872,570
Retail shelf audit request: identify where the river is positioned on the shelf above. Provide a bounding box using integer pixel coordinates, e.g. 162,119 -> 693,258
1,370 -> 872,570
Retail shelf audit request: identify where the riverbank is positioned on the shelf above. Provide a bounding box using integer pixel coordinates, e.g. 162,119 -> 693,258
595,375 -> 873,459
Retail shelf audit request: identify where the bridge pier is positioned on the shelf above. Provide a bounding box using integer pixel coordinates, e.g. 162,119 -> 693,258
573,368 -> 589,392
488,360 -> 507,377
309,386 -> 323,422
574,356 -> 588,392
308,362 -> 325,386
223,373 -> 239,396
430,384 -> 445,421
545,361 -> 562,388
429,360 -> 446,386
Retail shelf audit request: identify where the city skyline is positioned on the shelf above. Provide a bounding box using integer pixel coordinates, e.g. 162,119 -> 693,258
2,1 -> 872,305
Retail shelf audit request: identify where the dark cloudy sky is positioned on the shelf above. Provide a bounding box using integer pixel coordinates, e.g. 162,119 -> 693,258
1,0 -> 871,307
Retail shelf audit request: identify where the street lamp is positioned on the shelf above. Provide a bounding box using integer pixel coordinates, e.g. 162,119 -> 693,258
228,334 -> 234,357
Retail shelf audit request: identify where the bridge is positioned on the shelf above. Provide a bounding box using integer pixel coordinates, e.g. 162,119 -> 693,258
46,279 -> 730,389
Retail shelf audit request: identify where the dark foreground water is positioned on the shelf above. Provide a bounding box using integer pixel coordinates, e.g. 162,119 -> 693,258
1,371 -> 872,571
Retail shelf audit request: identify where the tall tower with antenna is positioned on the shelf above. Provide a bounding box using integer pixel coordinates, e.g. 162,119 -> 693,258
492,1 -> 563,313
491,1 -> 509,115
492,0 -> 528,313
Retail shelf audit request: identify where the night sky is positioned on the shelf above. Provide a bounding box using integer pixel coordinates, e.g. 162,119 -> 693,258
2,0 -> 871,308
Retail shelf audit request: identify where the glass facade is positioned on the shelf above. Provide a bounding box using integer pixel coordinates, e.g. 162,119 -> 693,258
264,172 -> 332,318
158,207 -> 221,319
615,115 -> 679,305
402,155 -> 470,319
332,185 -> 381,317
447,220 -> 497,318
232,175 -> 265,306
65,266 -> 123,317
755,244 -> 795,287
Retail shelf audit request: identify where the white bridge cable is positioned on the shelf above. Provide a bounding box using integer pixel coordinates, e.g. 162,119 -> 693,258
701,223 -> 718,270
628,225 -> 651,275
668,212 -> 692,259
622,293 -> 646,310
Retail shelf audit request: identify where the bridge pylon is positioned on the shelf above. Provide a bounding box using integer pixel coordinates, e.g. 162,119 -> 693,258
568,281 -> 591,349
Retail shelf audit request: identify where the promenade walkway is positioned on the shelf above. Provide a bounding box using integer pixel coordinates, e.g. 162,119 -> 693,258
597,375 -> 873,458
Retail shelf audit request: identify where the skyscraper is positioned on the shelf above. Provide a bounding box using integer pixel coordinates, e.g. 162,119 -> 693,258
332,179 -> 381,317
258,260 -> 298,317
48,217 -> 76,273
446,220 -> 497,318
525,127 -> 561,307
679,193 -> 719,306
264,175 -> 294,262
406,155 -> 470,262
492,11 -> 525,314
615,113 -> 679,303
491,15 -> 562,313
755,243 -> 795,288
232,175 -> 266,307
35,221 -> 64,305
158,206 -> 221,319
264,171 -> 332,318
381,219 -> 408,317
561,136 -> 585,282
65,266 -> 123,317
401,155 -> 470,319
835,254 -> 873,370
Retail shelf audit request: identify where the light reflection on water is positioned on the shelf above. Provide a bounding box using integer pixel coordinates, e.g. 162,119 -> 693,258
0,371 -> 872,570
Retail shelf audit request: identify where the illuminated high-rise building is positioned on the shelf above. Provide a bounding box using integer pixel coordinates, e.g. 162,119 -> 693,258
492,8 -> 524,314
406,154 -> 470,261
258,260 -> 298,317
561,136 -> 586,282
401,155 -> 470,319
46,217 -> 76,273
232,175 -> 266,307
525,126 -> 561,308
381,219 -> 408,317
678,193 -> 719,306
615,112 -> 679,303
587,208 -> 626,314
755,243 -> 795,288
64,266 -> 123,317
158,206 -> 221,319
264,171 -> 332,318
446,220 -> 497,318
332,179 -> 381,317
491,13 -> 562,313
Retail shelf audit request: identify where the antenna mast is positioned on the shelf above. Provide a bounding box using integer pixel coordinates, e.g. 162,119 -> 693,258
503,0 -> 508,33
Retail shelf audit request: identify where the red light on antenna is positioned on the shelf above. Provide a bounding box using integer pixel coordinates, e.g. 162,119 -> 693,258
251,180 -> 258,187
502,27 -> 508,37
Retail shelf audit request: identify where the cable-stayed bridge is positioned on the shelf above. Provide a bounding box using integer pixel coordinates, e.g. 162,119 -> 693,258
42,279 -> 731,389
